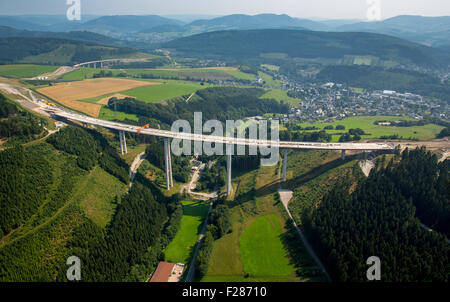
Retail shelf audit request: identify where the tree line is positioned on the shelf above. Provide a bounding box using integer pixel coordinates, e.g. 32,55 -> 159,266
108,87 -> 290,127
195,199 -> 232,278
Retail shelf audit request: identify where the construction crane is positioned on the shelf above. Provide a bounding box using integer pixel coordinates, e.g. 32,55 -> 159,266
137,123 -> 150,135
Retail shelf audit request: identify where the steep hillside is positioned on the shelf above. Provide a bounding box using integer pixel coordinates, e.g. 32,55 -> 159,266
0,37 -> 139,65
0,122 -> 176,281
163,29 -> 450,68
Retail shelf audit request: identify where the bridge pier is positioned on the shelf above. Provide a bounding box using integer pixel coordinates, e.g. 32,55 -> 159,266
164,138 -> 172,190
119,131 -> 127,155
282,149 -> 288,182
341,150 -> 346,160
226,144 -> 232,196
167,139 -> 173,188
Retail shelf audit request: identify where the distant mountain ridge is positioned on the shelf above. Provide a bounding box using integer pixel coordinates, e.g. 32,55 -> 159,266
163,29 -> 450,68
0,26 -> 150,49
186,14 -> 316,31
0,14 -> 448,48
335,15 -> 450,48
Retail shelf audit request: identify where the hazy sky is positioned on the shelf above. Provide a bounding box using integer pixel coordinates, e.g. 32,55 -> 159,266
1,0 -> 449,20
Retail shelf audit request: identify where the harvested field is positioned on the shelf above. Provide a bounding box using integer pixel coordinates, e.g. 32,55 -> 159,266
62,101 -> 102,117
97,93 -> 134,105
37,78 -> 158,116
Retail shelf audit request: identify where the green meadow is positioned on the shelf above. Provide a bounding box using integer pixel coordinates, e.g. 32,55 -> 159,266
123,81 -> 206,103
239,214 -> 293,276
0,64 -> 59,78
261,88 -> 301,106
60,67 -> 255,81
201,165 -> 322,282
258,71 -> 281,86
297,116 -> 445,141
98,107 -> 139,121
164,200 -> 210,264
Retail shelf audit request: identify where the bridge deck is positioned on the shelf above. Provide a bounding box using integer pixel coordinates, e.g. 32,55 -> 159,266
50,109 -> 394,151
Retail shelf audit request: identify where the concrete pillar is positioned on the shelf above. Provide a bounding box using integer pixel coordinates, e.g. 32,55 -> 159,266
226,144 -> 232,196
122,131 -> 127,154
119,131 -> 124,155
282,149 -> 288,182
341,150 -> 346,160
164,138 -> 170,190
119,131 -> 127,155
167,139 -> 173,187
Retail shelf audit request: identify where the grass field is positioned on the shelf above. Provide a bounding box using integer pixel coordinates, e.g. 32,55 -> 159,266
222,69 -> 257,81
239,214 -> 293,276
261,88 -> 301,106
297,116 -> 445,141
0,64 -> 59,78
37,78 -> 157,116
123,81 -> 205,103
201,164 -> 322,282
76,93 -> 135,105
60,67 -> 254,82
60,67 -> 109,81
98,107 -> 139,121
258,71 -> 281,86
261,64 -> 280,71
164,200 -> 210,264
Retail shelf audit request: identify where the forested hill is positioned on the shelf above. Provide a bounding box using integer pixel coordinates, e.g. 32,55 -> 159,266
303,148 -> 449,281
0,37 -> 137,65
0,125 -> 181,281
163,29 -> 450,68
0,26 -> 127,47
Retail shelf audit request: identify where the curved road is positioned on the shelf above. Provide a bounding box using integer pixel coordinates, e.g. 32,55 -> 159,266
44,106 -> 394,152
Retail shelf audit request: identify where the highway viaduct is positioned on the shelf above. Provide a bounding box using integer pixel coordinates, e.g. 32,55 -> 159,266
73,58 -> 151,69
47,107 -> 394,196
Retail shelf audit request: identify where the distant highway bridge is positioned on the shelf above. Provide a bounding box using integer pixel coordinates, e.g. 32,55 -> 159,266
46,107 -> 394,195
73,58 -> 151,69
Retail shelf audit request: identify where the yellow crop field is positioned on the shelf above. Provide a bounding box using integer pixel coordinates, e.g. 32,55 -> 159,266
37,78 -> 159,116
97,93 -> 135,105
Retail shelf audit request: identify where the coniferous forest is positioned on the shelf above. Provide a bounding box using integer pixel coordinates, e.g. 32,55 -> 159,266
0,124 -> 180,281
302,148 -> 449,282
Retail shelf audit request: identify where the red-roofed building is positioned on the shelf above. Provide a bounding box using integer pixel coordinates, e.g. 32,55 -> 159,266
149,262 -> 185,282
